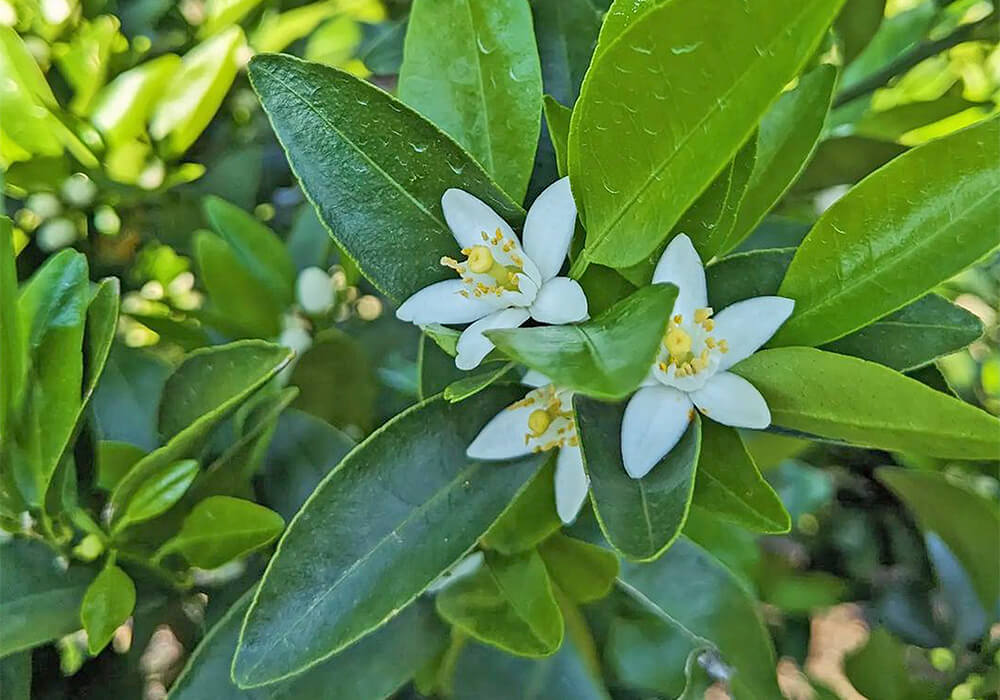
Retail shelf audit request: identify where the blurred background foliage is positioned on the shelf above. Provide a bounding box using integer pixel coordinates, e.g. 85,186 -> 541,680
1,0 -> 999,698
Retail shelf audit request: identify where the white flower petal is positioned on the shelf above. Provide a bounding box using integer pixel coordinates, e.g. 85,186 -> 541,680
455,307 -> 530,370
621,385 -> 693,479
651,234 -> 707,320
522,177 -> 577,282
467,402 -> 535,460
529,277 -> 589,325
690,371 -> 770,429
555,445 -> 589,524
396,279 -> 502,324
441,188 -> 518,249
713,296 -> 795,371
521,370 -> 552,387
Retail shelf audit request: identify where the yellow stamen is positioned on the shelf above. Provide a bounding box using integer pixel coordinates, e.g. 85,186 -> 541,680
673,314 -> 683,324
467,245 -> 494,273
718,340 -> 729,354
694,307 -> 713,323
702,319 -> 714,332
528,409 -> 551,437
705,337 -> 716,349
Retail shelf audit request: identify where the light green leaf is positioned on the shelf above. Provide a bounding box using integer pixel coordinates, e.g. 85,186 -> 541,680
113,459 -> 199,534
83,279 -> 120,407
201,0 -> 265,37
620,136 -> 758,285
531,0 -> 602,106
91,54 -> 181,145
574,398 -> 700,561
150,27 -> 244,157
157,496 -> 284,568
568,0 -> 845,268
399,0 -> 542,202
444,362 -> 514,403
732,347 -> 1000,459
0,538 -> 95,657
592,0 -> 660,57
835,0 -> 887,64
90,345 -> 171,452
195,231 -> 284,337
693,420 -> 790,534
158,340 -> 292,441
203,196 -> 295,308
0,26 -> 65,160
54,15 -> 122,116
110,341 -> 291,522
0,217 -> 23,433
232,388 -> 546,688
249,53 -> 523,303
81,563 -> 136,655
290,329 -> 376,432
726,64 -> 838,253
96,441 -> 147,492
773,117 -> 1000,347
843,627 -> 920,700
169,592 -> 447,699
543,96 -> 572,177
437,549 -> 564,657
615,537 -> 781,698
486,284 -> 677,400
481,456 -> 561,555
878,468 -> 1000,612
11,250 -> 88,505
538,534 -> 619,603
253,2 -> 342,54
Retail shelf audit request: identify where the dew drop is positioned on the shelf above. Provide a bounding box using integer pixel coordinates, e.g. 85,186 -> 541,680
670,42 -> 702,55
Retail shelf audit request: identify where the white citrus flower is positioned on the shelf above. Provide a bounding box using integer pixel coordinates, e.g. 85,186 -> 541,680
621,234 -> 794,479
396,177 -> 588,370
296,266 -> 335,315
467,372 -> 588,524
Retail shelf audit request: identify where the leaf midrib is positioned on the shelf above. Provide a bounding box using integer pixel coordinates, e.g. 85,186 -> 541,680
697,468 -> 781,528
460,0 -> 496,173
582,0 -> 823,258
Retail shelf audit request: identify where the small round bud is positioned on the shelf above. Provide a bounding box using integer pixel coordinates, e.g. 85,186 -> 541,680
36,218 -> 78,251
930,647 -> 955,672
297,267 -> 335,315
61,173 -> 97,207
26,192 -> 62,219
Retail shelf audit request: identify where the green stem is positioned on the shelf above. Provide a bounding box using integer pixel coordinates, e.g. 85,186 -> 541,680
568,253 -> 590,280
833,13 -> 995,108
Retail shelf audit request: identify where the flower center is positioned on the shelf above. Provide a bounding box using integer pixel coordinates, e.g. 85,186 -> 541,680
528,409 -> 551,437
440,228 -> 525,298
658,309 -> 728,379
509,385 -> 578,452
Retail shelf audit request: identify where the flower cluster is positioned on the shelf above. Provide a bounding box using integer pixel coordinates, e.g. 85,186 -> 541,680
396,181 -> 793,522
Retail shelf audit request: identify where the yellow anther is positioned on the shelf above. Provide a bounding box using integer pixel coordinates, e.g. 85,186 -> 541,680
691,356 -> 707,372
694,307 -> 714,323
718,339 -> 729,353
702,319 -> 714,332
528,409 -> 551,437
700,348 -> 710,363
705,337 -> 716,349
467,245 -> 494,273
665,328 -> 692,358
492,228 -> 503,244
673,314 -> 683,324
658,361 -> 668,372
481,231 -> 489,241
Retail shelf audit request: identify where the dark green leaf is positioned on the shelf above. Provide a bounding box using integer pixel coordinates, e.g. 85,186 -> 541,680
170,592 -> 447,700
617,537 -> 782,698
83,279 -> 120,406
733,347 -> 1000,459
531,0 -> 602,106
291,329 -> 376,432
0,652 -> 30,700
399,0 -> 542,202
436,549 -> 563,657
569,0 -> 845,268
257,408 -> 355,521
705,248 -> 795,310
418,332 -> 466,401
0,538 -> 94,656
203,196 -> 295,308
91,345 -> 171,452
444,363 -> 515,403
248,54 -> 523,302
481,456 -> 561,555
574,397 -> 700,560
793,135 -> 906,192
156,496 -> 284,568
835,0 -> 886,64
576,263 -> 636,316
538,534 -> 618,602
843,627 -> 918,700
487,284 -> 677,400
821,293 -> 982,372
112,459 -> 198,533
878,468 -> 1000,612
96,441 -> 147,492
232,388 -> 546,688
80,564 -> 136,655
774,117 -> 1000,347
693,420 -> 790,533
359,19 -> 407,75
727,64 -> 837,252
